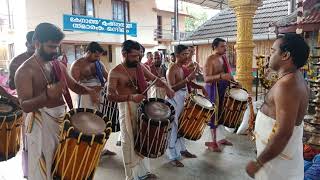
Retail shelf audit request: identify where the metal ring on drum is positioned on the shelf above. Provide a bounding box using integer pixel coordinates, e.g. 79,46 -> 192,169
134,98 -> 175,158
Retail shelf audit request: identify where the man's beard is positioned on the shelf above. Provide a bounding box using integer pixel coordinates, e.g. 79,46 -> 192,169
125,60 -> 138,68
39,47 -> 57,61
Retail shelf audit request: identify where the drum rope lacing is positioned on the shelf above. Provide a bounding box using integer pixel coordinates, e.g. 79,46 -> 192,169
52,109 -> 110,179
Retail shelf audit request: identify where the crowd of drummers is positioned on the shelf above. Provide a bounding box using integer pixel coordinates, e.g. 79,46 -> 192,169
0,22 -> 311,180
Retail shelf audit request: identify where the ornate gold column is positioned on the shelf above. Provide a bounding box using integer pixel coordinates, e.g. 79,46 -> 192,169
229,0 -> 262,93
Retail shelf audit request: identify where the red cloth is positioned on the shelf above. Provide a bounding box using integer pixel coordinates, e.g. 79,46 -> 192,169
52,60 -> 73,109
144,60 -> 159,77
182,66 -> 192,93
136,63 -> 148,96
304,144 -> 320,161
222,55 -> 232,73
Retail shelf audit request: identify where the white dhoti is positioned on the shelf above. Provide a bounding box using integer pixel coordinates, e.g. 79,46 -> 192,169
148,85 -> 166,99
77,78 -> 101,109
254,111 -> 304,180
166,88 -> 187,160
118,101 -> 151,180
26,105 -> 66,180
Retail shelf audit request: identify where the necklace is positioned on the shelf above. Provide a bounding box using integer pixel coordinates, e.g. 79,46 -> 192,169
121,63 -> 138,91
34,55 -> 54,88
277,71 -> 295,81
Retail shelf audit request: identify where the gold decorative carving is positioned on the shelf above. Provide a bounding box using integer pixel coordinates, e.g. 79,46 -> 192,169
228,0 -> 262,93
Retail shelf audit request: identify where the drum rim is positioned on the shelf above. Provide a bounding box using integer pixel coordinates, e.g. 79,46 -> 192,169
0,97 -> 23,122
139,98 -> 175,126
63,108 -> 112,144
227,87 -> 249,102
190,94 -> 215,110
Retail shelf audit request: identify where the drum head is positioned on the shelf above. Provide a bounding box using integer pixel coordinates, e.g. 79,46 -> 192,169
192,95 -> 214,109
229,88 -> 248,101
70,112 -> 105,135
144,101 -> 171,120
0,103 -> 13,113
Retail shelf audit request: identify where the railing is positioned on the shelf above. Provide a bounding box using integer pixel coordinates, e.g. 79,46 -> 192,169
154,29 -> 191,41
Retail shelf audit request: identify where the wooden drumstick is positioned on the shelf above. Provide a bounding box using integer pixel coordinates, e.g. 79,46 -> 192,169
142,78 -> 158,95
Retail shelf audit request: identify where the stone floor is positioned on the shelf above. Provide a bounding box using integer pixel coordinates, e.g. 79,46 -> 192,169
0,127 -> 256,180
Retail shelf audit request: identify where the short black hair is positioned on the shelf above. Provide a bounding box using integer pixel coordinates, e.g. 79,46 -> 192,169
122,40 -> 141,53
175,45 -> 188,55
212,38 -> 226,49
278,33 -> 310,68
170,53 -> 175,56
26,31 -> 34,44
140,44 -> 145,53
86,42 -> 104,53
33,23 -> 65,43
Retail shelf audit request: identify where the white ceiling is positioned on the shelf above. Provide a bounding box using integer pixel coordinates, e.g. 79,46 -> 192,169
180,0 -> 228,9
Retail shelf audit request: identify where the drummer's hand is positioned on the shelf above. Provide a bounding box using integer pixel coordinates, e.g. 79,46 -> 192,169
87,87 -> 99,104
246,161 -> 261,178
201,87 -> 208,97
130,94 -> 145,103
166,88 -> 175,99
221,73 -> 233,81
187,70 -> 197,81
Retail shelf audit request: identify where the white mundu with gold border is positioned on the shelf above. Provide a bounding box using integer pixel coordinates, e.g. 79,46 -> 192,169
254,111 -> 304,180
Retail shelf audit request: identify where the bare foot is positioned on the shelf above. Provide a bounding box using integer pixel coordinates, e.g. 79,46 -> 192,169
170,160 -> 184,167
180,150 -> 197,158
218,139 -> 233,146
206,142 -> 222,152
101,149 -> 117,156
146,173 -> 158,179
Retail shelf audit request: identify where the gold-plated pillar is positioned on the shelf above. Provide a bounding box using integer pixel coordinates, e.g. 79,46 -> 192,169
229,0 -> 262,93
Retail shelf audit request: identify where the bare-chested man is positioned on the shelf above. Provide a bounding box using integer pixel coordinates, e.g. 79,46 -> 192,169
203,38 -> 234,152
8,31 -> 35,90
15,23 -> 97,180
71,41 -> 116,156
107,40 -> 174,180
7,31 -> 34,178
166,45 -> 199,167
148,51 -> 168,99
246,33 -> 309,179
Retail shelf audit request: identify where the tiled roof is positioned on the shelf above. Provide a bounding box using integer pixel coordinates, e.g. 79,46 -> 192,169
184,0 -> 288,41
275,0 -> 320,27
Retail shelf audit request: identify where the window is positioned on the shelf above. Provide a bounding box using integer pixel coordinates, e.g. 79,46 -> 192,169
112,0 -> 130,21
72,0 -> 94,17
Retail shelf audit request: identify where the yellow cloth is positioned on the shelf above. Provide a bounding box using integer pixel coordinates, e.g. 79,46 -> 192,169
254,111 -> 304,180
